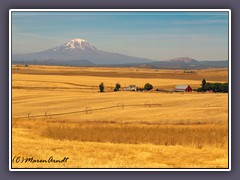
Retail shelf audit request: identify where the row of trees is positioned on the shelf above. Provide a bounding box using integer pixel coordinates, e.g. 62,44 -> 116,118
100,79 -> 228,93
197,79 -> 228,93
99,82 -> 153,92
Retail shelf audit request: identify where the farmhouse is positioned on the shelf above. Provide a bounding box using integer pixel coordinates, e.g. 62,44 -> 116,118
174,85 -> 192,92
124,85 -> 138,91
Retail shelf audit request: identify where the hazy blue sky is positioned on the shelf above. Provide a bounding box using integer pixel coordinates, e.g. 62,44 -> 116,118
12,11 -> 229,61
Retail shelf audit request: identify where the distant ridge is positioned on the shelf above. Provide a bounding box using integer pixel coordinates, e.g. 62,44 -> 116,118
85,57 -> 228,70
146,57 -> 228,69
169,57 -> 197,63
12,39 -> 228,69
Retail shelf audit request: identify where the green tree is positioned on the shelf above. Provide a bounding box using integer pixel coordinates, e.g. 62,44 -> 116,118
144,83 -> 153,91
214,83 -> 221,92
223,83 -> 228,93
202,79 -> 207,92
205,82 -> 214,91
99,82 -> 104,92
114,83 -> 121,91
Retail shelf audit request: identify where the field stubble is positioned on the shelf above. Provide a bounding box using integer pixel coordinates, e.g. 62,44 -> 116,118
12,66 -> 229,168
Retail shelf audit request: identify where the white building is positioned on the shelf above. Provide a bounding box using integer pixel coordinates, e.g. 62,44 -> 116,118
124,85 -> 137,91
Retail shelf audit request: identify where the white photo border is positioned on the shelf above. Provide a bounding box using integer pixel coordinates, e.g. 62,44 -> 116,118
9,9 -> 231,171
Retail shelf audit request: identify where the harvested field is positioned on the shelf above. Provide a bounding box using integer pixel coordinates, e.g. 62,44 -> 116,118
11,65 -> 229,168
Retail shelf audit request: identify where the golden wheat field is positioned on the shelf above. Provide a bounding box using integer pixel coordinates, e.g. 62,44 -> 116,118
11,65 -> 229,168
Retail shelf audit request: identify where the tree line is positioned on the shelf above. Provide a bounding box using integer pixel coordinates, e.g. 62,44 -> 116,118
197,79 -> 228,93
99,79 -> 228,93
99,82 -> 153,92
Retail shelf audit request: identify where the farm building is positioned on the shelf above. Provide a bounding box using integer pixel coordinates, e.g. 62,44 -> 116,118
124,85 -> 138,91
174,85 -> 192,92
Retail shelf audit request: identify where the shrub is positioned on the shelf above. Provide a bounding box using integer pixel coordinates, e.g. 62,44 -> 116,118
144,83 -> 153,91
99,82 -> 104,92
196,88 -> 202,92
114,83 -> 121,91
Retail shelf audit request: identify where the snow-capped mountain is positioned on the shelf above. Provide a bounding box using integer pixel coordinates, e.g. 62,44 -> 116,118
12,38 -> 153,65
52,38 -> 97,52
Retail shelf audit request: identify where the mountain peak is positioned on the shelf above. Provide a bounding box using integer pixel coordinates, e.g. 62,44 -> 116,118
58,38 -> 97,51
68,38 -> 87,44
